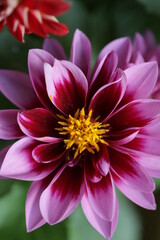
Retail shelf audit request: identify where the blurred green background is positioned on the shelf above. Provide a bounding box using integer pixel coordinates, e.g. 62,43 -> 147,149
1,0 -> 160,239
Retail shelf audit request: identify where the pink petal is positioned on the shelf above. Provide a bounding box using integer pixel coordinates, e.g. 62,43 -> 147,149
40,166 -> 84,224
85,172 -> 116,221
133,32 -> 146,55
0,110 -> 23,139
123,62 -> 158,103
44,60 -> 88,116
110,149 -> 155,192
89,51 -> 118,100
26,180 -> 47,232
32,142 -> 65,163
93,37 -> 132,72
70,29 -> 91,79
92,145 -> 110,177
18,108 -> 61,142
112,170 -> 156,210
0,70 -> 41,109
89,73 -> 127,122
81,191 -> 119,239
84,157 -> 102,183
108,128 -> 139,145
0,146 -> 11,179
109,99 -> 160,131
28,49 -> 56,111
43,38 -> 67,60
0,138 -> 62,180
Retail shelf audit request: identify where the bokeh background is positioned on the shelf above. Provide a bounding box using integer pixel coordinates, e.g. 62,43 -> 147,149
1,0 -> 160,239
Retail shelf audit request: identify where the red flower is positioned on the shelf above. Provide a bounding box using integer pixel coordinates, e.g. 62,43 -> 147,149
0,0 -> 70,42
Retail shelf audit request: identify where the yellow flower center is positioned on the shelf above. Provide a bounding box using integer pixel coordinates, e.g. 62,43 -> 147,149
56,108 -> 109,158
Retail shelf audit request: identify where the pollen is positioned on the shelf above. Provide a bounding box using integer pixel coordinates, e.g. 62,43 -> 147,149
56,108 -> 110,158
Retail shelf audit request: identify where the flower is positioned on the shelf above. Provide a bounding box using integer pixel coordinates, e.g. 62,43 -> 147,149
1,29 -> 160,239
0,0 -> 70,42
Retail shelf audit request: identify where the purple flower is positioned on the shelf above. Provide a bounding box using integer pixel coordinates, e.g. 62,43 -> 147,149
0,29 -> 160,239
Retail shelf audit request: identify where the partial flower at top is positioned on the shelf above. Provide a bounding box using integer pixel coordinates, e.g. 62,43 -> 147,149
0,0 -> 71,42
0,29 -> 160,240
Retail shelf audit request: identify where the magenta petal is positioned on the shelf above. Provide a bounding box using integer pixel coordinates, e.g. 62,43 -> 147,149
81,191 -> 118,239
0,138 -> 61,180
0,70 -> 41,109
89,73 -> 127,122
40,166 -> 84,224
123,62 -> 158,103
43,38 -> 67,60
0,146 -> 11,179
93,37 -> 132,71
28,49 -> 56,111
89,51 -> 118,100
85,158 -> 102,183
32,142 -> 65,163
108,128 -> 139,145
109,99 -> 160,131
0,110 -> 23,139
112,170 -> 156,210
110,149 -> 155,192
44,60 -> 88,115
18,108 -> 60,142
86,172 -> 116,221
26,181 -> 47,232
70,29 -> 91,79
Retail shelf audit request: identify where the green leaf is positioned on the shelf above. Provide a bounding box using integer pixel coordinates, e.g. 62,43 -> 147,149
135,0 -> 160,16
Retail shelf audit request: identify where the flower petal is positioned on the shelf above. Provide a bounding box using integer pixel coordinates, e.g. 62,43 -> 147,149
32,142 -> 65,163
93,37 -> 132,72
85,172 -> 116,221
0,145 -> 11,179
108,128 -> 139,145
123,62 -> 158,103
28,49 -> 56,111
0,110 -> 23,139
110,149 -> 155,192
0,70 -> 41,109
81,191 -> 119,240
0,138 -> 62,180
70,29 -> 91,79
40,165 -> 84,224
43,38 -> 67,60
18,108 -> 61,142
44,60 -> 88,115
26,180 -> 47,232
89,51 -> 118,100
109,99 -> 160,131
112,170 -> 156,210
89,73 -> 127,122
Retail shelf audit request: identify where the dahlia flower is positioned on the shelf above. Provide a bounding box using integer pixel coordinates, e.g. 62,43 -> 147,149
1,30 -> 160,239
0,0 -> 70,42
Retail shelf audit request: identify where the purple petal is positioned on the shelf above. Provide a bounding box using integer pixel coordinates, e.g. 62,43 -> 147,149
0,70 -> 41,109
40,166 -> 84,224
28,49 -> 56,111
43,38 -> 67,60
85,157 -> 102,183
44,60 -> 88,116
89,73 -> 127,122
109,99 -> 160,131
112,170 -> 156,210
32,142 -> 65,163
70,29 -> 91,79
0,138 -> 62,180
86,172 -> 116,221
81,191 -> 119,239
93,37 -> 132,72
89,51 -> 118,100
110,149 -> 155,192
108,128 -> 139,145
123,62 -> 158,103
26,180 -> 47,232
18,108 -> 61,142
0,110 -> 23,139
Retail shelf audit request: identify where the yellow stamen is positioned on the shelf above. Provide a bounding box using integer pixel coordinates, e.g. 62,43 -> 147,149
56,108 -> 109,158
